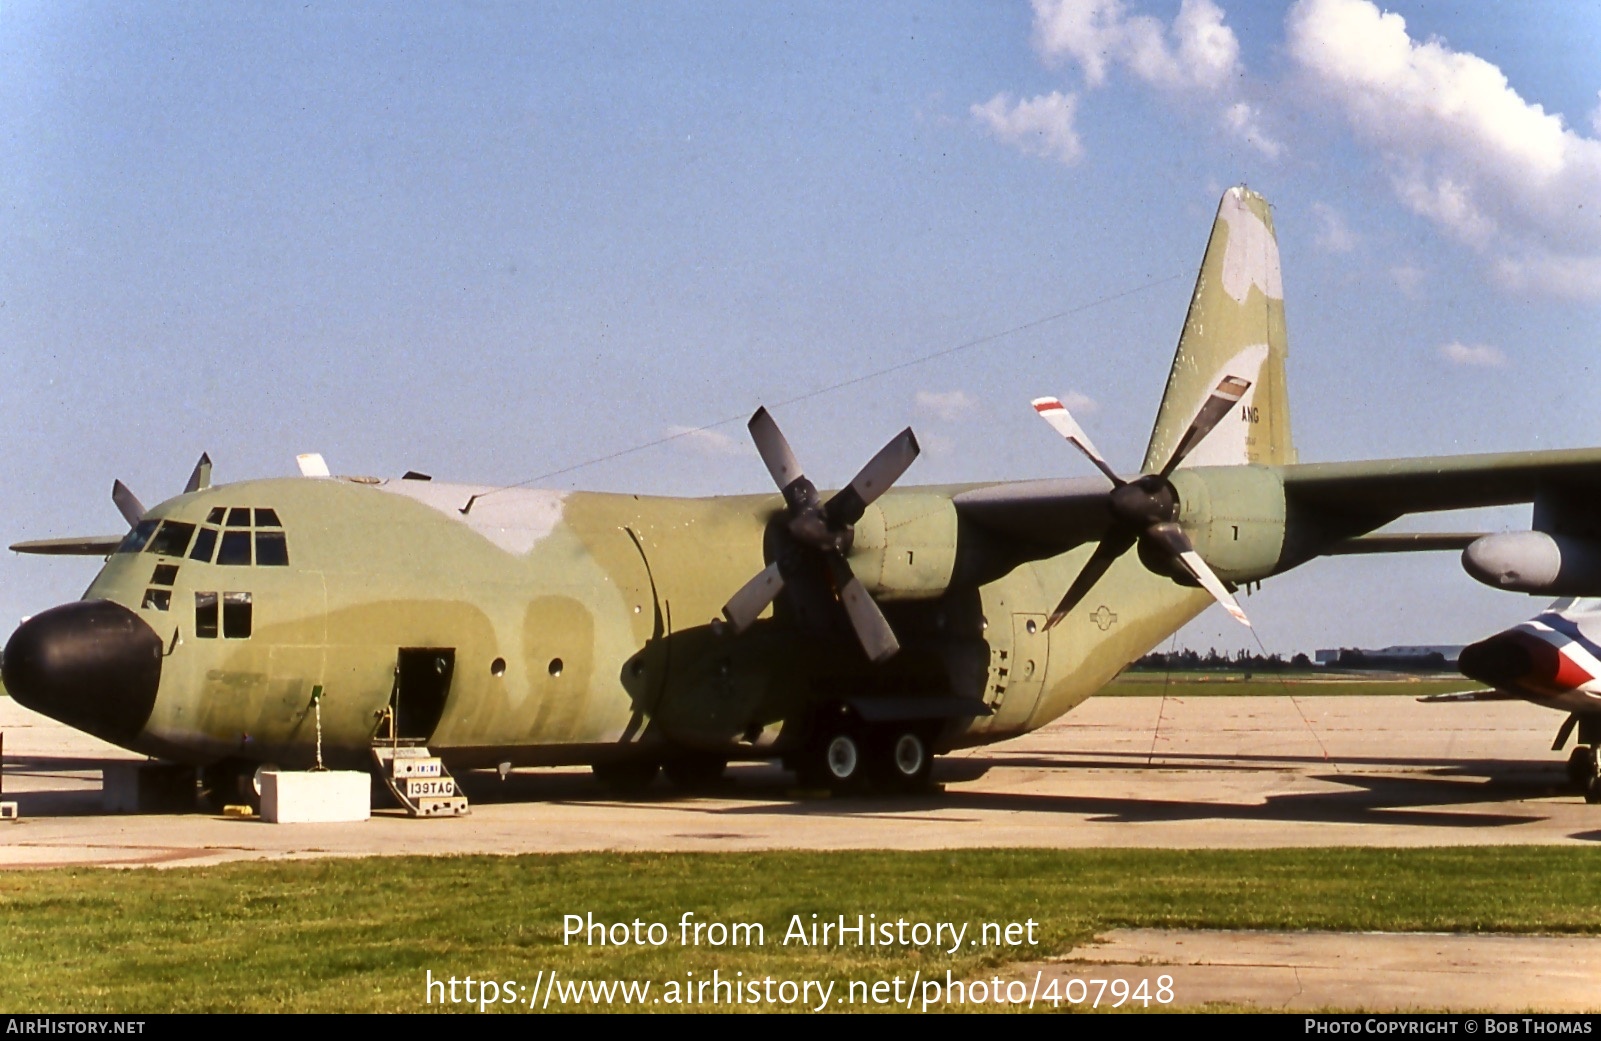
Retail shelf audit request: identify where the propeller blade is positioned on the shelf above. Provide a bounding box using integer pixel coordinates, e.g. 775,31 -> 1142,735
1145,522 -> 1251,628
184,452 -> 213,494
1045,531 -> 1136,630
1158,375 -> 1252,477
1032,397 -> 1124,486
826,553 -> 900,663
111,481 -> 146,528
722,561 -> 785,634
748,407 -> 805,493
825,428 -> 920,526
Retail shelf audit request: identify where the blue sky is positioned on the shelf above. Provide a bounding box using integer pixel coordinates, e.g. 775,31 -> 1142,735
2,1 -> 1598,654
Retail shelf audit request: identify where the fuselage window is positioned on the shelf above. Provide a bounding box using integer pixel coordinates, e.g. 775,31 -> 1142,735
190,527 -> 218,563
225,507 -> 251,527
217,530 -> 252,566
151,564 -> 178,586
255,531 -> 289,566
195,592 -> 218,638
255,508 -> 282,528
141,588 -> 171,611
118,519 -> 159,554
206,507 -> 226,524
145,520 -> 196,558
223,592 -> 253,639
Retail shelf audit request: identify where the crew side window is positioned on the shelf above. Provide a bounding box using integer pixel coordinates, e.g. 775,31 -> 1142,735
195,592 -> 218,638
223,592 -> 252,638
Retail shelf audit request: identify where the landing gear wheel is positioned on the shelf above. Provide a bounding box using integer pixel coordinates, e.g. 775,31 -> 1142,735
1567,746 -> 1598,790
591,759 -> 660,795
873,729 -> 933,792
200,758 -> 263,813
664,754 -> 727,793
1587,775 -> 1601,806
797,731 -> 864,792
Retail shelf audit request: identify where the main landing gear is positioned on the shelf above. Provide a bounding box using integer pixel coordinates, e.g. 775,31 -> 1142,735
1560,715 -> 1601,805
788,712 -> 935,794
1567,747 -> 1601,805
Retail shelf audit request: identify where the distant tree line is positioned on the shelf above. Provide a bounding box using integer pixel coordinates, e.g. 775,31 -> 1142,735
1129,648 -> 1311,672
1129,648 -> 1449,672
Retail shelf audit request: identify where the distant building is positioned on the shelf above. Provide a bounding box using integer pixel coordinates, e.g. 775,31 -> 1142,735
1314,645 -> 1463,669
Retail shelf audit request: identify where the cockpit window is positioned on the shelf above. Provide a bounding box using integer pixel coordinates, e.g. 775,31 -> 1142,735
217,530 -> 252,566
145,520 -> 196,557
117,519 -> 160,554
190,527 -> 218,563
255,531 -> 289,566
183,509 -> 289,566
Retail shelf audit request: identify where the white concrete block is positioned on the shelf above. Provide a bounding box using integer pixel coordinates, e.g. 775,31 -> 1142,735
102,761 -> 197,813
260,770 -> 371,824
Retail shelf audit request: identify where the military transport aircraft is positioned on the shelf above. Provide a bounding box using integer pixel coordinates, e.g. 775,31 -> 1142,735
9,186 -> 1601,810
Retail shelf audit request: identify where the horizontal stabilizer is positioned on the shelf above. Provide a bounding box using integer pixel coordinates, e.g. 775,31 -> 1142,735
1417,689 -> 1514,703
10,535 -> 125,556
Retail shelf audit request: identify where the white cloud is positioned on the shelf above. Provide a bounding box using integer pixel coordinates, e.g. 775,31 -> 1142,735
971,91 -> 1084,165
664,425 -> 753,457
1286,0 -> 1601,299
1592,91 -> 1601,137
915,389 -> 977,421
1055,390 -> 1100,413
1389,263 -> 1426,296
1492,252 -> 1601,301
1438,342 -> 1506,368
1311,202 -> 1357,253
1222,101 -> 1281,158
1033,0 -> 1240,92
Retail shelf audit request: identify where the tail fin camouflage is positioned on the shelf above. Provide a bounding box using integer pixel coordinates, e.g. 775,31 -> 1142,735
1141,186 -> 1295,472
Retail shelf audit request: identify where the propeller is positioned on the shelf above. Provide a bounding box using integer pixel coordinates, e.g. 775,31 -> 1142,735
1031,375 -> 1253,631
111,453 -> 214,529
721,407 -> 920,664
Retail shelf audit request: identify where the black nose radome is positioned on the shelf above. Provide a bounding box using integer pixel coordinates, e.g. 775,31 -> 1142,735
1458,634 -> 1534,689
3,600 -> 163,747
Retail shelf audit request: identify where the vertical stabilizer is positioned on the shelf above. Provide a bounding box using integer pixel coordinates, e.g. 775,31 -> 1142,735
1141,186 -> 1295,471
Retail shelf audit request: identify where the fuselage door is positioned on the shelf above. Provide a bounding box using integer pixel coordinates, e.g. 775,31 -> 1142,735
390,647 -> 456,742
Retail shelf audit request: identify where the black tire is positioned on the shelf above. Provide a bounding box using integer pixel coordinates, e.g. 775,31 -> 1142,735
873,728 -> 933,792
664,754 -> 727,793
199,758 -> 261,813
1567,746 -> 1598,790
819,730 -> 870,787
591,759 -> 660,795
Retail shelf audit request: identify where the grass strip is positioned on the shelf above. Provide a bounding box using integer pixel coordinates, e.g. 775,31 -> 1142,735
3,847 -> 1599,1012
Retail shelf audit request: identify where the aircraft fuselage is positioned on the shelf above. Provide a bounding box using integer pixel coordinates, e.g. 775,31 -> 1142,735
6,474 -> 1211,773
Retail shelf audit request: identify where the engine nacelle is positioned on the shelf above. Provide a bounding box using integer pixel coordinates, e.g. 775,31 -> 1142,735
846,493 -> 959,601
1462,532 -> 1601,595
1168,466 -> 1287,584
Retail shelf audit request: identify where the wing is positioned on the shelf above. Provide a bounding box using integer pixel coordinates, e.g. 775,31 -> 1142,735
1280,448 -> 1601,522
951,447 -> 1601,577
10,536 -> 125,556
